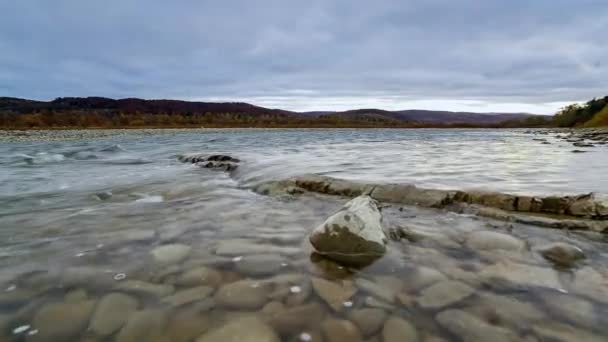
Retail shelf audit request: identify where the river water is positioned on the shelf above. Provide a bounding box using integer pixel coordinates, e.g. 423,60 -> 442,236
0,128 -> 607,341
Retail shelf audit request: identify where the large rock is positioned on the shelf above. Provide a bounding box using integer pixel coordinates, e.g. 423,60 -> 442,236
436,309 -> 520,342
536,242 -> 585,267
309,196 -> 388,265
89,293 -> 138,336
29,300 -> 96,342
196,317 -> 279,342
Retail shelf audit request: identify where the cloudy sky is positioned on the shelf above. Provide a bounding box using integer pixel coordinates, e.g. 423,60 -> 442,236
1,0 -> 606,113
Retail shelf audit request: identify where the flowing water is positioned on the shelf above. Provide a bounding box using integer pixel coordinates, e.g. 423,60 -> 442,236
0,128 -> 607,341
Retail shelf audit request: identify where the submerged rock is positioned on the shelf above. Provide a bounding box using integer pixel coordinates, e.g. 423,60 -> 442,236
537,242 -> 585,267
532,322 -> 605,342
162,286 -> 214,307
196,317 -> 279,342
349,309 -> 387,337
151,244 -> 192,264
321,318 -> 362,342
178,154 -> 240,172
436,309 -> 520,342
311,277 -> 357,312
89,293 -> 139,336
309,196 -> 388,266
466,231 -> 525,252
480,261 -> 563,290
382,316 -> 418,342
215,280 -> 272,309
416,280 -> 475,309
29,300 -> 96,341
235,254 -> 286,276
115,309 -> 168,342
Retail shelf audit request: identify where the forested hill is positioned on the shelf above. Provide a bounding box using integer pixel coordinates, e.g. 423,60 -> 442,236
552,96 -> 608,127
1,96 -> 546,128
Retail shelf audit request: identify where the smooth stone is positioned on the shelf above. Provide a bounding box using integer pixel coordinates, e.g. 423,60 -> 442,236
28,300 -> 96,342
266,303 -> 325,335
480,261 -> 563,290
162,286 -> 214,307
416,280 -> 475,309
162,307 -> 212,342
116,280 -> 175,297
215,280 -> 272,309
532,322 -> 605,342
436,309 -> 520,342
466,231 -> 525,251
537,242 -> 585,267
262,301 -> 286,315
0,288 -> 41,307
364,296 -> 396,311
215,239 -> 300,256
538,291 -> 596,328
196,317 -> 279,342
151,244 -> 192,264
116,309 -> 168,342
570,266 -> 608,304
349,309 -> 387,337
235,254 -> 286,276
355,276 -> 402,303
311,277 -> 357,312
309,196 -> 387,266
64,288 -> 88,302
89,293 -> 139,336
405,266 -> 447,291
382,316 -> 418,342
464,292 -> 545,328
61,266 -> 115,288
175,266 -> 223,287
321,318 -> 362,342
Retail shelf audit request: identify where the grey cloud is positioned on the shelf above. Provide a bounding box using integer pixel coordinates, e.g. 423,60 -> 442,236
0,0 -> 607,113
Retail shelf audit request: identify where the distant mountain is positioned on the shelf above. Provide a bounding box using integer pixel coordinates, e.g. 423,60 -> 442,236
318,109 -> 538,125
0,96 -> 547,128
0,96 -> 295,117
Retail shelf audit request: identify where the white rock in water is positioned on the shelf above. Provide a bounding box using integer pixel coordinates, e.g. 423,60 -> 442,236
309,196 -> 387,265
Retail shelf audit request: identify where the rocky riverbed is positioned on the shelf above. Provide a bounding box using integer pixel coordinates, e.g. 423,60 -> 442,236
1,129 -> 607,341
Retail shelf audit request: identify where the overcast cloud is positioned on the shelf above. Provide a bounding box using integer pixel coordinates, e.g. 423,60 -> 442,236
1,0 -> 606,113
